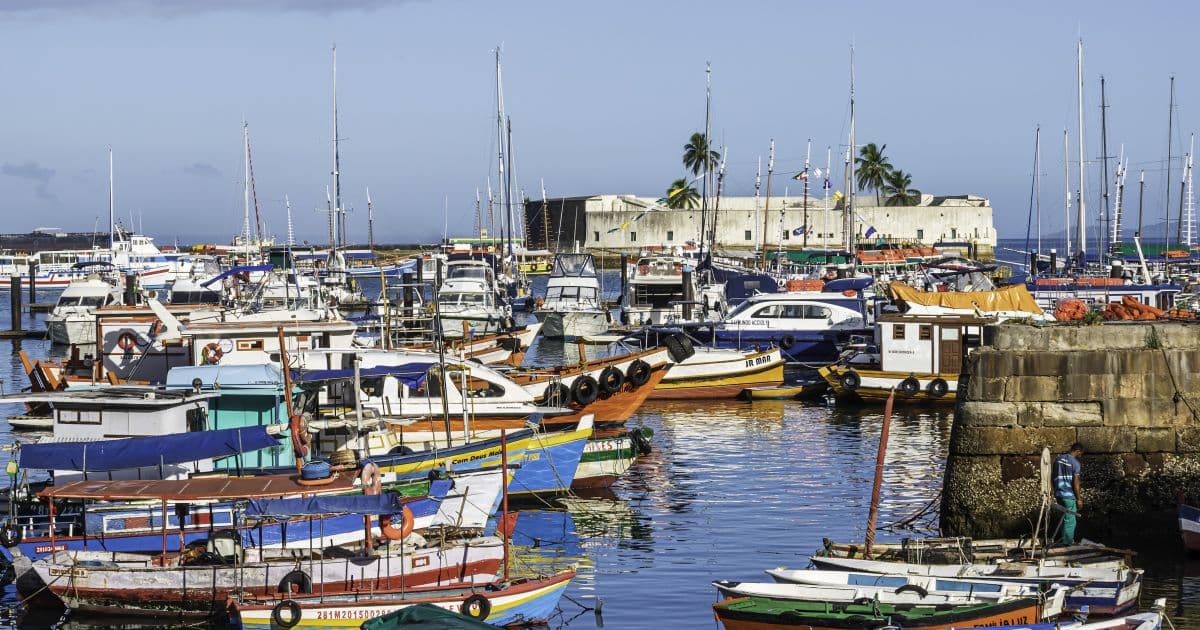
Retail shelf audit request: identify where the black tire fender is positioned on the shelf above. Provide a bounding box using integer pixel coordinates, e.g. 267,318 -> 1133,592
895,584 -> 929,598
898,377 -> 920,397
541,382 -> 571,407
461,593 -> 492,619
598,366 -> 625,394
778,334 -> 796,350
626,360 -> 652,387
271,599 -> 302,629
571,375 -> 600,406
927,378 -> 949,397
277,570 -> 313,595
840,370 -> 860,391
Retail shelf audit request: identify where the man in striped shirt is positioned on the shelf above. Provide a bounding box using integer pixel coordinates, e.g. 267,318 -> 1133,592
1054,442 -> 1084,545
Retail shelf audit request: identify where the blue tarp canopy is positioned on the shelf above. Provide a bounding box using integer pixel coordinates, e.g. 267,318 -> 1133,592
200,264 -> 274,288
20,426 -> 279,472
292,362 -> 436,390
245,492 -> 407,517
343,250 -> 376,260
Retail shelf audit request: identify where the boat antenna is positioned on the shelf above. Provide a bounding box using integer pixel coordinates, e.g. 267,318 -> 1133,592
759,139 -> 775,269
108,146 -> 115,251
367,187 -> 375,252
332,44 -> 343,252
846,44 -> 857,258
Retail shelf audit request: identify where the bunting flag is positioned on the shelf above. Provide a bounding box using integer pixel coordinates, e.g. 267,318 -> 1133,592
792,169 -> 809,181
865,226 -> 877,238
792,226 -> 806,236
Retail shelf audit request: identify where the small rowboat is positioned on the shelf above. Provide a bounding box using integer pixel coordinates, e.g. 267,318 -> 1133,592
742,382 -> 827,400
712,593 -> 1053,630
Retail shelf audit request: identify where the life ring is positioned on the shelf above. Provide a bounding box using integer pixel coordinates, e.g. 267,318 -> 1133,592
842,289 -> 857,297
289,413 -> 310,459
778,334 -> 797,350
541,382 -> 572,407
898,377 -> 921,397
571,375 -> 600,406
460,593 -> 492,620
277,570 -> 313,595
598,366 -> 625,395
927,378 -> 949,398
378,505 -> 415,541
840,370 -> 860,391
117,331 -> 138,352
201,342 -> 223,365
626,360 -> 652,387
359,462 -> 382,496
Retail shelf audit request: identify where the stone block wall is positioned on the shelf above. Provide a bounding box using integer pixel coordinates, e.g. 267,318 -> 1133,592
941,322 -> 1200,537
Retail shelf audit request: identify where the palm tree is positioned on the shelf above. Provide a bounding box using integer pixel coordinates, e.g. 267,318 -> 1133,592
855,143 -> 892,204
882,169 -> 922,206
665,178 -> 699,209
682,132 -> 720,177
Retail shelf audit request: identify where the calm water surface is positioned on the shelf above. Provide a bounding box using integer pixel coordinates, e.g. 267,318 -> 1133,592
0,276 -> 1192,629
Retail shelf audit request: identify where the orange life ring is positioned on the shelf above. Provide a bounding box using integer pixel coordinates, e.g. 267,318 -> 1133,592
842,289 -> 857,297
201,342 -> 223,365
378,505 -> 415,541
289,413 -> 310,459
116,331 -> 138,351
359,462 -> 382,496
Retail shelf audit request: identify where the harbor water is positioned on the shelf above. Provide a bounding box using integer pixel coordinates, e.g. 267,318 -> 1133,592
0,273 -> 1193,628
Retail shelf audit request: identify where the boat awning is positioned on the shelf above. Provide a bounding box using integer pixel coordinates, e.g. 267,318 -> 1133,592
889,281 -> 1045,316
199,264 -> 274,288
245,492 -> 409,517
39,472 -> 356,501
292,362 -> 435,390
20,426 -> 280,472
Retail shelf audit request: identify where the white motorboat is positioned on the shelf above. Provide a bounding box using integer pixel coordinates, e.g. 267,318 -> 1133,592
437,260 -> 512,338
46,273 -> 126,346
535,253 -> 609,339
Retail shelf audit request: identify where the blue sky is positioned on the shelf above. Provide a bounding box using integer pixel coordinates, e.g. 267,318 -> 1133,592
0,0 -> 1196,244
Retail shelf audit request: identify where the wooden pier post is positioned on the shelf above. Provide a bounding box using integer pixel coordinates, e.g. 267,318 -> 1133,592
10,275 -> 21,332
27,261 -> 36,304
681,268 -> 694,321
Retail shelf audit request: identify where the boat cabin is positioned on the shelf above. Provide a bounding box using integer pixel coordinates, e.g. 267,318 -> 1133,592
876,314 -> 989,375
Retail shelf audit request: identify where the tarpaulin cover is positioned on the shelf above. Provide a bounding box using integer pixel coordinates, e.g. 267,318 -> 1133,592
889,282 -> 1045,315
361,603 -> 503,630
245,492 -> 407,517
199,264 -> 274,288
292,362 -> 435,390
20,426 -> 278,472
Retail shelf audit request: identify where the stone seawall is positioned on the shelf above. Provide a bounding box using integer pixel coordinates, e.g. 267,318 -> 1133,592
941,322 -> 1200,537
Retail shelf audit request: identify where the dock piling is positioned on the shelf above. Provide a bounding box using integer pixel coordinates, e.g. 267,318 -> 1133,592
9,276 -> 21,332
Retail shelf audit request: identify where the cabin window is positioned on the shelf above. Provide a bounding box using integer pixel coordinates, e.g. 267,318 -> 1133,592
919,325 -> 932,340
57,409 -> 101,425
186,407 -> 208,432
751,305 -> 779,318
779,305 -> 806,318
745,230 -> 752,241
629,231 -> 637,242
237,339 -> 265,351
666,230 -> 674,241
464,378 -> 505,398
408,374 -> 442,398
361,377 -> 384,397
804,306 -> 831,319
893,324 -> 906,340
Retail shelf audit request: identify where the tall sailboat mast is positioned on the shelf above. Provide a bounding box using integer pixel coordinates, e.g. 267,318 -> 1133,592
759,140 -> 775,269
1111,147 -> 1126,249
1165,76 -> 1175,250
494,47 -> 510,256
243,122 -> 252,246
701,62 -> 712,254
285,194 -> 295,248
1099,76 -> 1110,259
367,187 -> 375,251
1186,135 -> 1196,247
802,139 -> 811,248
331,45 -> 343,251
845,46 -> 857,256
1075,38 -> 1087,264
1063,128 -> 1072,258
108,147 -> 115,250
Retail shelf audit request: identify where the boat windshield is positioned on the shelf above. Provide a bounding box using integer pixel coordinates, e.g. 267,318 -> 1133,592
59,295 -> 107,308
448,267 -> 490,281
547,286 -> 598,301
551,254 -> 596,278
441,292 -> 489,305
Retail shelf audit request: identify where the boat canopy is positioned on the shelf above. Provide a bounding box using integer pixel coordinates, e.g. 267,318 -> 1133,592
245,492 -> 414,517
293,362 -> 435,389
19,426 -> 279,472
550,253 -> 596,278
889,282 -> 1045,315
39,471 -> 355,501
166,364 -> 284,390
199,264 -> 274,288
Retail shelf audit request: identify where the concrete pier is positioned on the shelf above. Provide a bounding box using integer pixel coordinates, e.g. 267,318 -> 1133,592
942,322 -> 1200,537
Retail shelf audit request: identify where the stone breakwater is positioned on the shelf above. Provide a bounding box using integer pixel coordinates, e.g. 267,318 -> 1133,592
941,322 -> 1200,537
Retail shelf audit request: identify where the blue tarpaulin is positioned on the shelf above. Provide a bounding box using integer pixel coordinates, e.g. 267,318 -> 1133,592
20,426 -> 279,472
245,492 -> 407,517
292,362 -> 435,390
199,264 -> 275,288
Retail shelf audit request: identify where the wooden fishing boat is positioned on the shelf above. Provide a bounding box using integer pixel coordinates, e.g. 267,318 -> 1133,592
815,535 -> 1136,567
30,536 -> 505,618
809,555 -> 1142,616
232,569 -> 575,629
712,580 -> 1065,617
1179,502 -> 1200,551
649,347 -> 784,399
572,427 -> 651,489
712,594 -> 1052,630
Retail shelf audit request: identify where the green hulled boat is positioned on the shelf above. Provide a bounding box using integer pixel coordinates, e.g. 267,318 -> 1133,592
712,595 -> 1049,629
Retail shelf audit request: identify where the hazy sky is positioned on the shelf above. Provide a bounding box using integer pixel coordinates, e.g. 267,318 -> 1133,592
1,0 -> 1197,244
